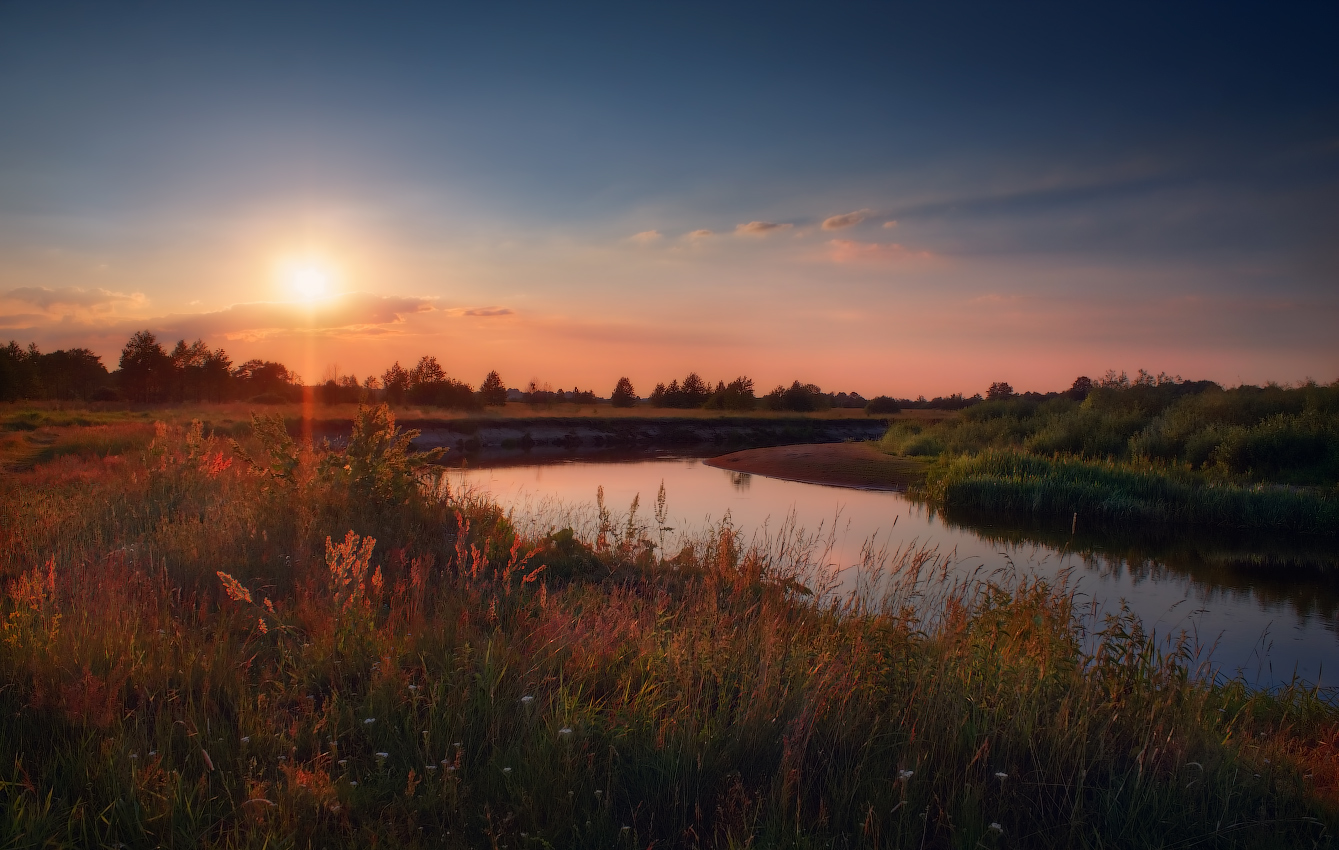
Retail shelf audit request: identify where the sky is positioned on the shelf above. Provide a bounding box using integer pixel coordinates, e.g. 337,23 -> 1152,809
1,2 -> 1336,397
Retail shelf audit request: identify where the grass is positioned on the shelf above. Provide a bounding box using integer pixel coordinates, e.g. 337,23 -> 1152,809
879,382 -> 1339,534
921,451 -> 1339,536
2,407 -> 1339,847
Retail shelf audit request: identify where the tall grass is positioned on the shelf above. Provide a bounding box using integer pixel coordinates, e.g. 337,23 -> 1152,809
2,408 -> 1339,847
922,451 -> 1339,536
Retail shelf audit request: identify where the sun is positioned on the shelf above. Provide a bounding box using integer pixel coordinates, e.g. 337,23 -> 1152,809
280,258 -> 337,302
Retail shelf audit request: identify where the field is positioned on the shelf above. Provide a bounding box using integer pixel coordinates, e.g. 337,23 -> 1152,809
3,405 -> 1339,848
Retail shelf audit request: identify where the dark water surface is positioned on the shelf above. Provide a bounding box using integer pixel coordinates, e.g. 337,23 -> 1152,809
448,453 -> 1339,688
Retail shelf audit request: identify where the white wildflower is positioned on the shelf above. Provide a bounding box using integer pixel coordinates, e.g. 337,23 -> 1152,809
989,822 -> 1003,833
897,769 -> 913,781
994,771 -> 1008,781
364,718 -> 376,725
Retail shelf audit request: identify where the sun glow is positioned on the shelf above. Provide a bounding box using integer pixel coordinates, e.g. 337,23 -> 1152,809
279,257 -> 338,303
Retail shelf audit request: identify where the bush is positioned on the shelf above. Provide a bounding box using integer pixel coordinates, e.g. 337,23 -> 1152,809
864,395 -> 901,414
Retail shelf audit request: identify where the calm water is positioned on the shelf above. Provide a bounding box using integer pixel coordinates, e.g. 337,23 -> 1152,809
449,454 -> 1339,688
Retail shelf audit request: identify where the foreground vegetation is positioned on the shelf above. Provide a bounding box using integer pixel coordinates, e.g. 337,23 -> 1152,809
2,407 -> 1339,847
881,378 -> 1339,534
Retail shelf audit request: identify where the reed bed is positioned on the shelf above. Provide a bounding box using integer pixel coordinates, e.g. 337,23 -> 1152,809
2,409 -> 1339,848
922,451 -> 1339,536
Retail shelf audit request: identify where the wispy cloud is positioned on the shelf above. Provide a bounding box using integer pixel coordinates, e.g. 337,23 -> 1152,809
629,230 -> 662,244
462,306 -> 514,317
685,229 -> 714,239
882,220 -> 898,229
821,210 -> 872,230
2,285 -> 146,313
826,239 -> 932,264
735,221 -> 792,236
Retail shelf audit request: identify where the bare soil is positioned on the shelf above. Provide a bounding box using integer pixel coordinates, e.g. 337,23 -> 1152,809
705,442 -> 926,491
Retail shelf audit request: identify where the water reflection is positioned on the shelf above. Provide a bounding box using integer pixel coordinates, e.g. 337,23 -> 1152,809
449,454 -> 1339,686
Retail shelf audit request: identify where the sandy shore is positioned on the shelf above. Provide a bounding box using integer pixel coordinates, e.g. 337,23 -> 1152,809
705,441 -> 926,491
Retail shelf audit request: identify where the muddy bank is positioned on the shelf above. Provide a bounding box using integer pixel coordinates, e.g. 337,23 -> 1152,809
705,442 -> 926,491
309,416 -> 890,459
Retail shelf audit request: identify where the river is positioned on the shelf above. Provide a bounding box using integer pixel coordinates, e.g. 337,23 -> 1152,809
446,451 -> 1339,688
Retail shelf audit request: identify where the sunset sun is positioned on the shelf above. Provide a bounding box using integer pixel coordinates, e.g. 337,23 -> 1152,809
281,260 -> 335,302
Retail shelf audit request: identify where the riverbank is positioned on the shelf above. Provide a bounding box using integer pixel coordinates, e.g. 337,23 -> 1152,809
705,441 -> 926,490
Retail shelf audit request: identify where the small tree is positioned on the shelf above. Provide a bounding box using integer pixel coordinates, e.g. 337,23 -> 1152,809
479,370 -> 507,406
119,330 -> 173,402
382,362 -> 410,404
986,381 -> 1015,401
611,377 -> 637,408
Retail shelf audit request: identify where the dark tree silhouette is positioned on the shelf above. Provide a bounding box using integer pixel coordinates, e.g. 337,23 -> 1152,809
119,330 -> 173,402
986,381 -> 1016,401
382,362 -> 410,404
479,370 -> 507,406
610,377 -> 637,408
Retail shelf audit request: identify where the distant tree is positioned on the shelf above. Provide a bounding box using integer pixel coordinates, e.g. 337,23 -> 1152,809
406,355 -> 477,408
234,359 -> 297,398
864,395 -> 901,415
382,362 -> 410,404
986,381 -> 1016,401
610,377 -> 637,408
479,370 -> 507,406
704,376 -> 756,411
119,330 -> 173,402
1069,376 -> 1094,400
763,380 -> 828,412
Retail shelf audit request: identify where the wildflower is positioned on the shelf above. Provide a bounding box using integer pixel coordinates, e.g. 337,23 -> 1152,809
594,789 -> 602,797
897,769 -> 913,781
994,771 -> 1008,781
339,759 -> 348,767
277,755 -> 286,762
148,751 -> 157,757
130,753 -> 138,760
349,780 -> 358,787
364,718 -> 376,725
521,695 -> 534,705
241,736 -> 251,744
376,752 -> 389,760
453,742 -> 462,748
558,727 -> 573,738
502,767 -> 512,774
446,765 -> 456,772
989,822 -> 1004,834
426,764 -> 437,771
408,684 -> 419,692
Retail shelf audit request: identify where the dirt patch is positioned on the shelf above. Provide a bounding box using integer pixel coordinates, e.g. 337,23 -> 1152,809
705,442 -> 926,491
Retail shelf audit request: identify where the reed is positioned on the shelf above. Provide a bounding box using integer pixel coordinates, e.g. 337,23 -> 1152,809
2,409 -> 1338,848
921,451 -> 1339,535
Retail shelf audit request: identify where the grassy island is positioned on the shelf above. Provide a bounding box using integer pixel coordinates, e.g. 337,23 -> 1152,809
881,379 -> 1339,535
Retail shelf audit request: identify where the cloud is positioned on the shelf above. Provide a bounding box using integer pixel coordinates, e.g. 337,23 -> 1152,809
821,210 -> 872,230
882,220 -> 899,229
629,230 -> 662,244
462,306 -> 514,317
735,221 -> 792,235
144,292 -> 437,341
2,285 -> 145,312
826,239 -> 933,264
685,229 -> 715,239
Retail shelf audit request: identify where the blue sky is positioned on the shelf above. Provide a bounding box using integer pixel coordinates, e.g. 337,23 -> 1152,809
1,2 -> 1335,394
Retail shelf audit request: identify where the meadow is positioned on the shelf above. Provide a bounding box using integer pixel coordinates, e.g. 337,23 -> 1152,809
3,405 -> 1339,848
881,380 -> 1339,534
